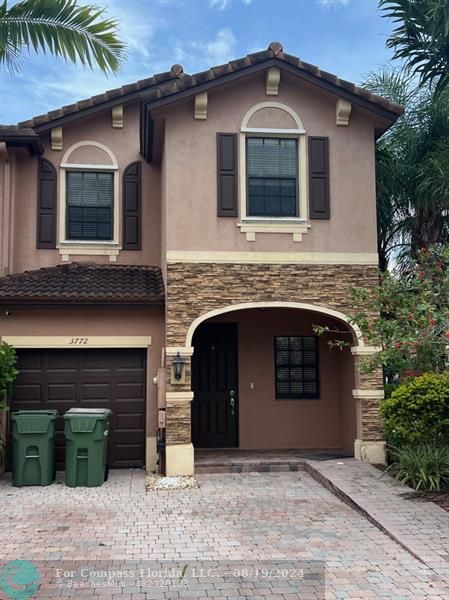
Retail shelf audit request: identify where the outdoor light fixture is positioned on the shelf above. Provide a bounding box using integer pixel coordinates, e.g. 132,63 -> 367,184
172,352 -> 185,381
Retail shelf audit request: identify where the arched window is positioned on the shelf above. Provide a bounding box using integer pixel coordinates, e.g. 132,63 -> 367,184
58,141 -> 120,261
238,102 -> 309,242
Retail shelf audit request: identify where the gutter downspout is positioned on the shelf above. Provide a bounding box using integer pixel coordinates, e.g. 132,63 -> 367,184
0,142 -> 11,275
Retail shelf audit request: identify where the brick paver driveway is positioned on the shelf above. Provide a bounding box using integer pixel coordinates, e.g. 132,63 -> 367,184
1,470 -> 448,599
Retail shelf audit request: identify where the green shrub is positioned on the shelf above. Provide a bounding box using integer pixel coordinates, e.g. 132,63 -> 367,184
0,342 -> 18,411
387,444 -> 449,491
381,372 -> 449,446
0,342 -> 18,460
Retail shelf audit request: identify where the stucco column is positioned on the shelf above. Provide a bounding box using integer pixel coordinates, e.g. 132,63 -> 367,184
164,348 -> 194,476
351,347 -> 386,465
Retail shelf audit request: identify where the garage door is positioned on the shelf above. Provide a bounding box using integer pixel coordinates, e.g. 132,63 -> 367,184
10,348 -> 146,469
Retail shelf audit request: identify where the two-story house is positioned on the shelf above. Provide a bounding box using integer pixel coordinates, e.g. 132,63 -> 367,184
0,43 -> 402,476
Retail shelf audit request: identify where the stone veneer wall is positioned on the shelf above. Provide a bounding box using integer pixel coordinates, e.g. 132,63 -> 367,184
166,262 -> 379,346
165,262 -> 384,446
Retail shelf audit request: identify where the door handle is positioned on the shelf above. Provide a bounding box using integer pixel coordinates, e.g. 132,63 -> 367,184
229,390 -> 236,416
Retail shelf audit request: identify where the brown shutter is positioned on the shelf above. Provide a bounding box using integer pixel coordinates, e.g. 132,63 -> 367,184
37,158 -> 57,248
309,137 -> 330,219
217,133 -> 238,217
122,161 -> 141,250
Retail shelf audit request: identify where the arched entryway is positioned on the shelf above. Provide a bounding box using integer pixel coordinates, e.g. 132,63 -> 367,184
189,303 -> 359,455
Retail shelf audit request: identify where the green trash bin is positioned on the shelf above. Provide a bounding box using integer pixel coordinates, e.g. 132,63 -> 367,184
11,410 -> 58,487
64,408 -> 111,487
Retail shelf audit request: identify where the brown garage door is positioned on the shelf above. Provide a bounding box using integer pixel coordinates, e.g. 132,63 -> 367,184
9,348 -> 146,469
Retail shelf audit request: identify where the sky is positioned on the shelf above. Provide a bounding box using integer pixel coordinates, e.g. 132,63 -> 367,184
0,0 -> 397,125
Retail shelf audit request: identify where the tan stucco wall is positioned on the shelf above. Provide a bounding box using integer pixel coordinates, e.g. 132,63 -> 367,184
0,306 -> 165,441
209,308 -> 356,452
160,71 -> 379,255
10,102 -> 161,273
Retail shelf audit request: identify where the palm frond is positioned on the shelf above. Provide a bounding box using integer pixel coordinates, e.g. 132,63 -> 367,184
380,0 -> 449,96
0,0 -> 125,74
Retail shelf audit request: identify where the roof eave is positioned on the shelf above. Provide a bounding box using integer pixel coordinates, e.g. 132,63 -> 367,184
0,298 -> 165,306
0,135 -> 44,156
143,57 -> 403,124
31,56 -> 402,134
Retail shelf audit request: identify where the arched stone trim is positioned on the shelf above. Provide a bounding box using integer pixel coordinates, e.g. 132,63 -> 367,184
61,140 -> 118,167
241,101 -> 305,131
185,301 -> 364,348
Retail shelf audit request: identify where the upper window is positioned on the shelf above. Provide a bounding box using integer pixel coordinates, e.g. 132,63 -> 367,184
246,137 -> 298,218
66,171 -> 114,241
274,336 -> 319,399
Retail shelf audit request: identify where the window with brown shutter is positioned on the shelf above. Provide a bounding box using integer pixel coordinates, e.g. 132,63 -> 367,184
309,137 -> 330,219
217,133 -> 238,217
122,161 -> 141,250
37,158 -> 57,249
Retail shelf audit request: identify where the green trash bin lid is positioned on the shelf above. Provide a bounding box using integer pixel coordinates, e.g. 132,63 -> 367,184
12,410 -> 58,416
64,408 -> 111,417
12,409 -> 58,434
64,408 -> 111,433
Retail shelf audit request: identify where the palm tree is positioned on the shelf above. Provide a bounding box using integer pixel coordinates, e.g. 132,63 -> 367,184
0,0 -> 125,74
381,0 -> 449,96
364,68 -> 449,268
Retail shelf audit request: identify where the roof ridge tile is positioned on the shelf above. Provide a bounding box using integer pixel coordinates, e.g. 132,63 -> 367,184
15,42 -> 404,130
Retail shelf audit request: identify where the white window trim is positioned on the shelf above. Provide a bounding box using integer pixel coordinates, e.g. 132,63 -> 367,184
237,102 -> 309,242
58,141 -> 121,262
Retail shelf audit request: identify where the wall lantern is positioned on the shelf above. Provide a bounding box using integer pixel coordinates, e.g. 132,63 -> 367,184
172,352 -> 185,381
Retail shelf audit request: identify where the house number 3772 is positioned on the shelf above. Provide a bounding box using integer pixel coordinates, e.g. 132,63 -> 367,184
69,337 -> 88,345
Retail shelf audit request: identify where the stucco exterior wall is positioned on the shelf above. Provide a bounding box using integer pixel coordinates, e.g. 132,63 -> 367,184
10,102 -> 161,273
208,308 -> 356,453
160,71 -> 379,255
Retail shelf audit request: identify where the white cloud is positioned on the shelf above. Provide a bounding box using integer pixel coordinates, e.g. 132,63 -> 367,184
204,29 -> 237,65
209,0 -> 229,8
209,0 -> 252,9
318,0 -> 350,7
174,28 -> 237,71
98,0 -> 166,65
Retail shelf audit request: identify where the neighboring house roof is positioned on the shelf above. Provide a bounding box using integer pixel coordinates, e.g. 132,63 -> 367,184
18,42 -> 403,132
0,263 -> 165,305
0,125 -> 44,155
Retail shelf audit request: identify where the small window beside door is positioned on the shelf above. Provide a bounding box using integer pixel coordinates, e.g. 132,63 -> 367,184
66,171 -> 114,241
274,336 -> 319,399
247,137 -> 298,218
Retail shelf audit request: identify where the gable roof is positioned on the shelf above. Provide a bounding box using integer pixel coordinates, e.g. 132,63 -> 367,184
0,262 -> 165,305
18,42 -> 403,132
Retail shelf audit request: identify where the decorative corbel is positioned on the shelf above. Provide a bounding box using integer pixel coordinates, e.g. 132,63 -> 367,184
336,99 -> 352,126
194,92 -> 208,120
50,127 -> 62,150
266,67 -> 280,96
112,104 -> 124,128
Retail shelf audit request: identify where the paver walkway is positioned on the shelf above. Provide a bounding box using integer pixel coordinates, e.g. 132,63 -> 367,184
1,470 -> 449,599
306,458 -> 449,579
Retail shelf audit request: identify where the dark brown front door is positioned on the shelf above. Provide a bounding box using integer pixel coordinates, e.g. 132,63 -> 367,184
9,348 -> 146,469
192,323 -> 238,448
